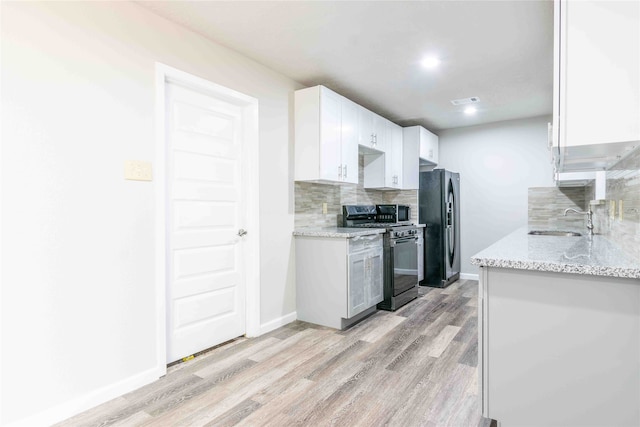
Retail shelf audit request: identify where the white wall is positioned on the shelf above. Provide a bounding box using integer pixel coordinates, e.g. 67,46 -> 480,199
0,2 -> 300,425
438,115 -> 554,276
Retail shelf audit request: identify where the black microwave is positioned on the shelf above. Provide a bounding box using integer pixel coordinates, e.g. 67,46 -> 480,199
376,204 -> 411,223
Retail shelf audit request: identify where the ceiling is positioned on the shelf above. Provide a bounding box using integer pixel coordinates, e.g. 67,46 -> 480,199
138,1 -> 554,132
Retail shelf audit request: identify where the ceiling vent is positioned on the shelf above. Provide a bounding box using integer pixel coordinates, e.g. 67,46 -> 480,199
450,97 -> 480,106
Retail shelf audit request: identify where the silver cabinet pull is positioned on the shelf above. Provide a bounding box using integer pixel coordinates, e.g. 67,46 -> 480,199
343,164 -> 347,179
338,165 -> 342,179
237,229 -> 248,237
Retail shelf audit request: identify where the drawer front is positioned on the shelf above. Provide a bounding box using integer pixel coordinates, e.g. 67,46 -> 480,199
349,234 -> 382,253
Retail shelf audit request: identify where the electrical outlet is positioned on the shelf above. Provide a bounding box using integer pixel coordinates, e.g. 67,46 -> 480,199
124,160 -> 153,181
322,202 -> 328,214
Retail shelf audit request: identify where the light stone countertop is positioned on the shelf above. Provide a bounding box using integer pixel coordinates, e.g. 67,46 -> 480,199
471,227 -> 640,279
293,227 -> 386,238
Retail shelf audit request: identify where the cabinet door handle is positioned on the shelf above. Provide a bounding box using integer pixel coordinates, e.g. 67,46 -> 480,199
338,165 -> 342,179
343,164 -> 347,179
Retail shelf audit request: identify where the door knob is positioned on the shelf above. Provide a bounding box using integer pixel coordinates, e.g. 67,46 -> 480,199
237,229 -> 248,237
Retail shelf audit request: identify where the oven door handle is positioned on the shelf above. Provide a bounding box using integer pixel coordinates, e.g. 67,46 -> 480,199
390,236 -> 418,247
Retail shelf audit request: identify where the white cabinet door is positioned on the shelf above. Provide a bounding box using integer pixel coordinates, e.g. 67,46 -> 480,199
554,0 -> 639,171
341,98 -> 359,184
372,113 -> 387,153
358,106 -> 377,151
421,127 -> 439,164
348,247 -> 384,317
562,0 -> 639,147
358,107 -> 387,153
347,251 -> 368,318
402,127 -> 420,190
367,248 -> 384,307
357,106 -> 372,148
319,88 -> 343,181
385,121 -> 403,189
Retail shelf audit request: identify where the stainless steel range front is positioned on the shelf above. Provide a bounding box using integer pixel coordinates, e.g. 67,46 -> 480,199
343,205 -> 421,311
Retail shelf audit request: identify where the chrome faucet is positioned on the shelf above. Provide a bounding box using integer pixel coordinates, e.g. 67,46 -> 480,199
563,208 -> 594,236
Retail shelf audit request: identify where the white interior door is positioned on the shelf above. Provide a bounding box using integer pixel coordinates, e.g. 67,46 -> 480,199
166,81 -> 246,363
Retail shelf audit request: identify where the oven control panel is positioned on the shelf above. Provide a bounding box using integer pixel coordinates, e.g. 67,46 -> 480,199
391,228 -> 419,238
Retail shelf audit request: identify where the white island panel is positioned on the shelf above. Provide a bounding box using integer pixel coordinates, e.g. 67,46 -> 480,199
480,266 -> 639,426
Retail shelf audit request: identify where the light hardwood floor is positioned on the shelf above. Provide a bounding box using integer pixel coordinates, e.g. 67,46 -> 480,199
57,280 -> 492,427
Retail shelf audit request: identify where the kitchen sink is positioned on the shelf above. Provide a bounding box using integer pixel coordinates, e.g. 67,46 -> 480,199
528,230 -> 582,237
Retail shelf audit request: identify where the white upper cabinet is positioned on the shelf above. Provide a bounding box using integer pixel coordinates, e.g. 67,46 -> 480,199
295,85 -> 358,184
358,106 -> 386,153
553,0 -> 639,171
404,125 -> 439,166
363,120 -> 419,190
295,85 -> 420,188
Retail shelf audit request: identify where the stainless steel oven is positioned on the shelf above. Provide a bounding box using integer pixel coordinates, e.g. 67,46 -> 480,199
392,233 -> 419,295
378,226 -> 420,311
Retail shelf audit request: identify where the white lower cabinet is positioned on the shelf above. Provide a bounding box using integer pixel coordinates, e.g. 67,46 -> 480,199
348,244 -> 383,317
295,233 -> 383,330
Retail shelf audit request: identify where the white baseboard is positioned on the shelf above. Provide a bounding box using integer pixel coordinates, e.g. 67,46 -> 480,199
259,311 -> 297,335
9,311 -> 298,426
7,366 -> 164,427
460,273 -> 479,281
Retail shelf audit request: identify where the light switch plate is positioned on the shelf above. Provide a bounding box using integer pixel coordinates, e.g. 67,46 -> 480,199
322,202 -> 328,214
124,160 -> 153,181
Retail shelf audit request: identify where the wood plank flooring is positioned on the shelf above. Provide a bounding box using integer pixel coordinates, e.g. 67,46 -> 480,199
57,280 -> 492,427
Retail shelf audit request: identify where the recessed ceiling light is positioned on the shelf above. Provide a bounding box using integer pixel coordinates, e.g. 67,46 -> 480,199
464,106 -> 477,115
421,56 -> 440,69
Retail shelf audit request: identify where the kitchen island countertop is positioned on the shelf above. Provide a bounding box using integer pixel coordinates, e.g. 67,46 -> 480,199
471,227 -> 640,279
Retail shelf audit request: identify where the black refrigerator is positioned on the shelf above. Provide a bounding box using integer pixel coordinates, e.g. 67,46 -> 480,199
419,169 -> 460,288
